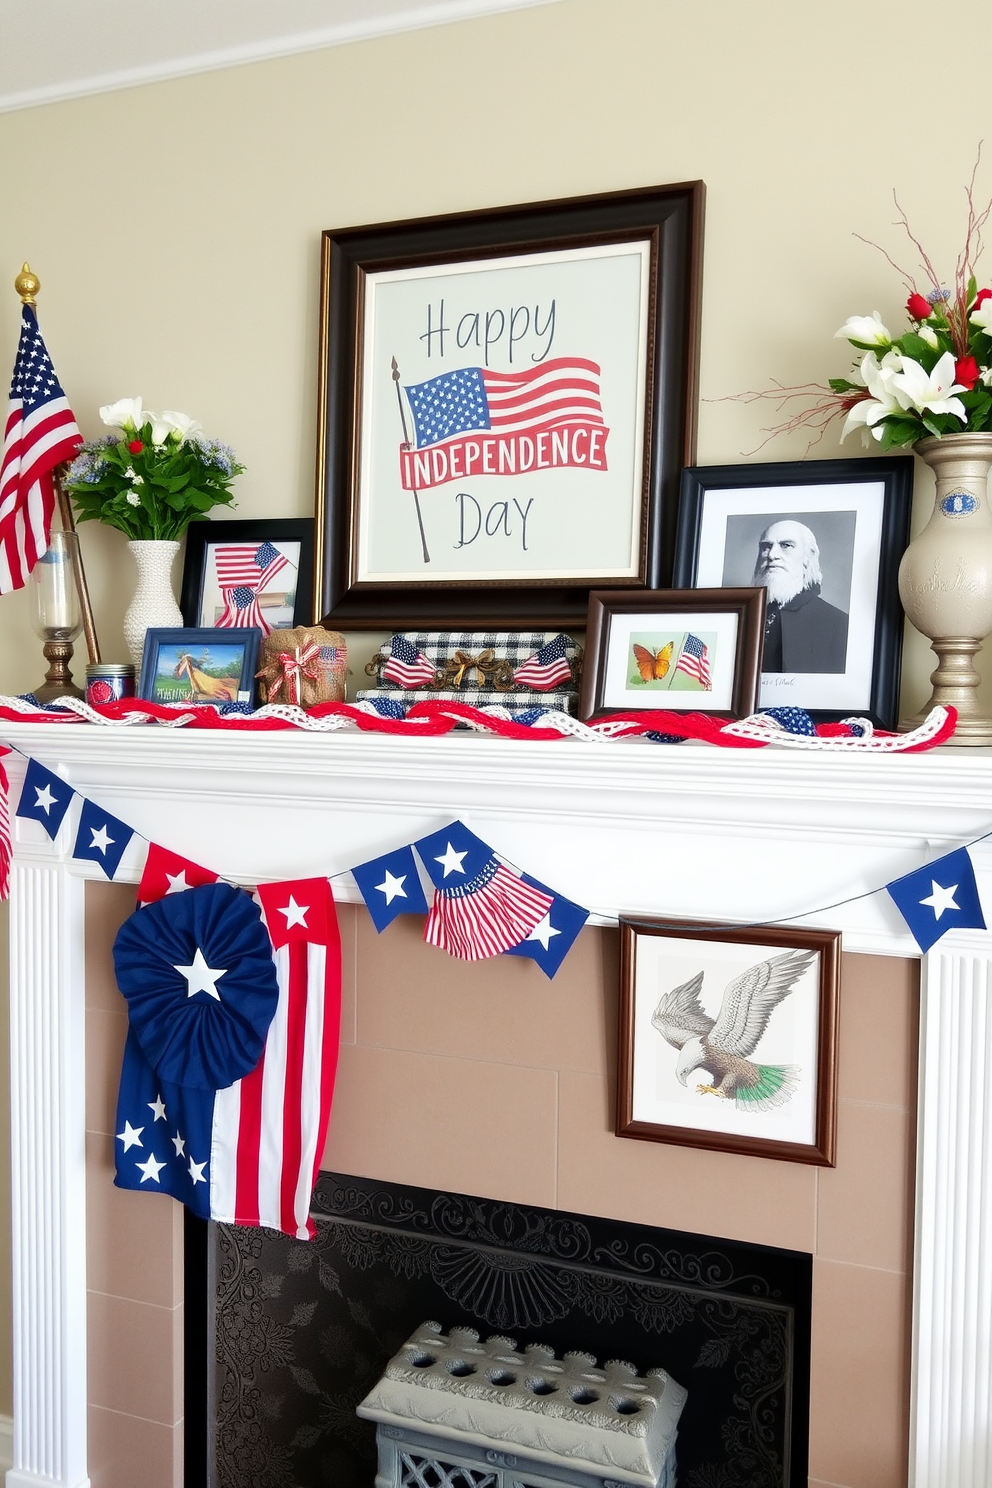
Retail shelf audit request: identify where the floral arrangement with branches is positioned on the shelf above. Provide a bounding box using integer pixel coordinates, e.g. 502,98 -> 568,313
742,158 -> 992,451
64,396 -> 244,539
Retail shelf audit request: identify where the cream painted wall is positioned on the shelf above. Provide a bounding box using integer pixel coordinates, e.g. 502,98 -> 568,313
0,0 -> 985,1425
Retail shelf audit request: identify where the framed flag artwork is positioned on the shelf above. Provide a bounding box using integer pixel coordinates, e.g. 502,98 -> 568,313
579,587 -> 765,720
616,919 -> 840,1165
180,518 -> 315,636
314,183 -> 704,628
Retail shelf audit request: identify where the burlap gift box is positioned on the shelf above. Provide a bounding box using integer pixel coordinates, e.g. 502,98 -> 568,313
255,627 -> 347,708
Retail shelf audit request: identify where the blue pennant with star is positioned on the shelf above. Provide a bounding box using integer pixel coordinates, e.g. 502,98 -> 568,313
886,847 -> 986,952
351,845 -> 429,932
413,821 -> 496,890
503,874 -> 589,978
16,758 -> 75,839
72,797 -> 134,878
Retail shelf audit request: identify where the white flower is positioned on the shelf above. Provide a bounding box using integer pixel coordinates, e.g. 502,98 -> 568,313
970,299 -> 992,335
145,414 -> 172,446
160,410 -> 203,445
835,311 -> 892,347
981,367 -> 992,388
126,491 -> 141,506
840,351 -> 903,441
919,324 -> 940,349
890,351 -> 967,420
99,396 -> 144,431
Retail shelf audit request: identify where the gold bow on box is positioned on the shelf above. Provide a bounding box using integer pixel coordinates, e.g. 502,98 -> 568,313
436,649 -> 515,691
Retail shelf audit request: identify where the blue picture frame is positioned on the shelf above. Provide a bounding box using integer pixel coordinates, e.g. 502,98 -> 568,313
138,627 -> 262,707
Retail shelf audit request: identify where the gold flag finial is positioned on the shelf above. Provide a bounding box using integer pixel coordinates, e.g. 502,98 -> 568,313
14,263 -> 39,305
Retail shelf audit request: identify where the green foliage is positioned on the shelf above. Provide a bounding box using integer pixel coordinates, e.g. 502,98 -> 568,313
64,415 -> 244,539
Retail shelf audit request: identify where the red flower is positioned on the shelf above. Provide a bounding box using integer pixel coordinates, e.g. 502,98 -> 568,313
127,439 -> 143,454
906,292 -> 932,320
974,288 -> 992,309
955,355 -> 980,390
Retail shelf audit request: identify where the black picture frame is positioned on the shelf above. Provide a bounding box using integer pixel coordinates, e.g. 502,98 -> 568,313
138,627 -> 262,707
672,456 -> 914,727
180,518 -> 315,630
314,182 -> 704,629
580,587 -> 765,721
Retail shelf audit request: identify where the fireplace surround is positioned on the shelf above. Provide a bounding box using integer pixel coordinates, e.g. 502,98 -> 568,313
2,723 -> 992,1488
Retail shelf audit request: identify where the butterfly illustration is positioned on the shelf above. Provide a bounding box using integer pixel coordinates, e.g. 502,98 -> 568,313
632,641 -> 674,683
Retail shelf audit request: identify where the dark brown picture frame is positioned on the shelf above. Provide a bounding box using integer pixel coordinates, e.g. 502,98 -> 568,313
314,183 -> 704,629
617,919 -> 840,1166
580,587 -> 765,720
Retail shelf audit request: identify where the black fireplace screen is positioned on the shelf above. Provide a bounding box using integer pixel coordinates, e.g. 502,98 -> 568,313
197,1171 -> 811,1488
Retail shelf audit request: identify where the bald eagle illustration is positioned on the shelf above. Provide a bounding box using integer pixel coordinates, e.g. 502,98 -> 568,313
651,949 -> 816,1111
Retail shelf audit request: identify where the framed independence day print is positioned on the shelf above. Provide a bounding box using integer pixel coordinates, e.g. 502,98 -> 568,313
314,184 -> 704,628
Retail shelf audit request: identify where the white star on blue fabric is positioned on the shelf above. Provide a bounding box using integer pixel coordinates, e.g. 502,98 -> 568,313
172,1131 -> 186,1157
34,784 -> 56,813
173,947 -> 227,1000
89,824 -> 114,854
376,870 -> 407,904
188,1157 -> 207,1186
920,880 -> 960,920
136,1152 -> 166,1184
526,914 -> 561,951
148,1094 -> 167,1122
435,842 -> 468,877
116,1121 -> 144,1151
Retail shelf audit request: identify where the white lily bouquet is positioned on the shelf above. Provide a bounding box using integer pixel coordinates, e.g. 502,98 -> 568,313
746,170 -> 992,450
64,396 -> 244,539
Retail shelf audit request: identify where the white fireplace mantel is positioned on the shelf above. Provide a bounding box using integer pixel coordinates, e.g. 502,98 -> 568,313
3,721 -> 992,1488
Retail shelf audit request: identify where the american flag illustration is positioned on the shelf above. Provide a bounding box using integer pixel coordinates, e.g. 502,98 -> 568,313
0,306 -> 82,593
405,357 -> 603,449
382,634 -> 436,688
215,541 -> 289,633
675,633 -> 711,689
512,633 -> 572,691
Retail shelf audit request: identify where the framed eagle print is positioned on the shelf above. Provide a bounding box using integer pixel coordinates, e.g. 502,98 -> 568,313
314,182 -> 704,628
617,919 -> 840,1165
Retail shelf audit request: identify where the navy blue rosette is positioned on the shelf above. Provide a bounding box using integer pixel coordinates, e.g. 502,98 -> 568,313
113,881 -> 279,1090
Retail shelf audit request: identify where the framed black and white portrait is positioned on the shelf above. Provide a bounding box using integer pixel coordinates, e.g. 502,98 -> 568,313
673,456 -> 914,726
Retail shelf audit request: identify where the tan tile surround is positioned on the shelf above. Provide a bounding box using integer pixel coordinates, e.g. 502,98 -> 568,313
85,886 -> 917,1488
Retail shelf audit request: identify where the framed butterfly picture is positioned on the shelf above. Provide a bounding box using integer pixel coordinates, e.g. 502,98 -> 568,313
579,588 -> 765,720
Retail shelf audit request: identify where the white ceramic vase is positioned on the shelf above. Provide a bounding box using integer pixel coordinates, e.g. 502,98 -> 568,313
124,539 -> 183,667
898,432 -> 992,742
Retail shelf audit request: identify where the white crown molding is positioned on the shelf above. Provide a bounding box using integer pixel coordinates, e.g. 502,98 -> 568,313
0,0 -> 564,115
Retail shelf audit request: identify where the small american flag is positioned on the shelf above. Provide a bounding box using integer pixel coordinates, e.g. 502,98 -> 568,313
512,633 -> 572,691
215,542 -> 289,633
0,306 -> 82,593
675,633 -> 711,689
382,635 -> 436,688
404,357 -> 603,449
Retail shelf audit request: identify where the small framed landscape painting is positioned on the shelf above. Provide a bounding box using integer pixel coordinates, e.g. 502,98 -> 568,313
616,919 -> 840,1165
138,627 -> 262,707
180,519 -> 315,633
579,587 -> 765,720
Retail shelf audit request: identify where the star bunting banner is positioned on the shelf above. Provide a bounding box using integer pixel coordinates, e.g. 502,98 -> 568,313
72,797 -> 134,879
351,845 -> 430,932
138,842 -> 219,904
502,873 -> 590,978
16,757 -> 75,838
414,820 -> 554,961
886,846 -> 986,953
